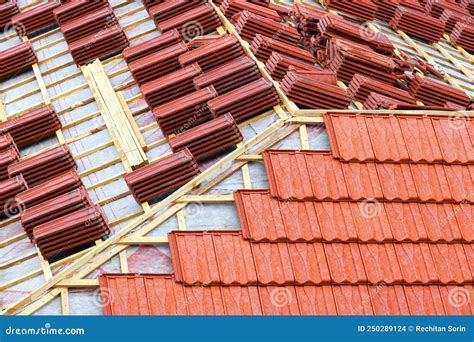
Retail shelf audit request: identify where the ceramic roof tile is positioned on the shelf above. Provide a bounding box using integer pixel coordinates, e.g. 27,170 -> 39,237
350,201 -> 394,242
143,275 -> 188,315
404,286 -> 446,315
294,286 -> 338,315
431,117 -> 474,164
340,162 -> 384,200
313,202 -> 358,242
454,204 -> 474,241
258,286 -> 301,315
409,163 -> 451,202
384,202 -> 428,242
419,204 -> 463,242
220,286 -> 263,315
359,244 -> 403,284
286,243 -> 331,284
332,285 -> 374,315
369,285 -> 411,315
375,163 -> 418,201
444,165 -> 474,202
182,285 -> 226,315
429,244 -> 472,284
438,286 -> 474,315
394,243 -> 438,284
323,243 -> 367,284
250,241 -> 294,285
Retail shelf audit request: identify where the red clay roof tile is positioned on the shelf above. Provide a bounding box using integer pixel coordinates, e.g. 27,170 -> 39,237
332,285 -> 374,315
394,243 -> 438,284
369,285 -> 411,315
404,286 -> 446,315
323,243 -> 367,284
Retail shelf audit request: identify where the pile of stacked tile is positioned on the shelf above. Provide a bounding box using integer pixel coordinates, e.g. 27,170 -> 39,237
169,114 -> 243,161
0,146 -> 19,181
439,9 -> 471,33
0,0 -> 18,29
11,1 -> 60,36
220,0 -> 281,21
0,105 -> 61,147
426,0 -> 469,18
54,0 -> 128,65
21,186 -> 91,240
390,6 -> 446,42
0,175 -> 27,218
281,69 -> 350,109
460,0 -> 474,15
125,149 -> 200,203
0,42 -> 37,81
155,3 -> 221,38
325,0 -> 378,21
265,52 -> 322,81
250,34 -> 315,62
347,74 -> 417,105
33,205 -> 110,259
373,0 -> 425,21
409,73 -> 471,107
123,29 -> 182,63
292,3 -> 328,38
8,145 -> 76,187
148,0 -> 206,24
450,19 -> 474,52
363,92 -> 412,109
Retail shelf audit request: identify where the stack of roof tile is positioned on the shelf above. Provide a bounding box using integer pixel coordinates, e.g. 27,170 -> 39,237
220,0 -> 281,21
153,87 -> 218,136
390,6 -> 446,42
33,205 -> 109,259
156,4 -> 221,38
193,56 -> 260,94
460,0 -> 474,15
122,29 -> 182,63
0,175 -> 27,218
450,20 -> 474,52
426,0 -> 469,18
207,78 -> 279,122
281,70 -> 350,109
60,6 -> 118,43
53,0 -> 109,25
0,105 -> 61,148
439,9 -> 471,33
125,149 -> 200,203
235,10 -> 300,44
0,42 -> 37,81
0,134 -> 17,153
186,35 -> 223,50
325,39 -> 398,84
8,145 -> 76,187
16,170 -> 82,209
11,1 -> 60,35
128,42 -> 188,85
178,35 -> 244,71
148,0 -> 206,24
68,25 -> 129,66
409,73 -> 471,107
293,3 -> 328,38
347,74 -> 417,104
325,0 -> 377,21
250,34 -> 315,62
363,92 -> 412,109
0,1 -> 19,29
141,63 -> 202,109
169,114 -> 243,161
265,52 -> 321,81
0,147 -> 19,181
21,186 -> 92,240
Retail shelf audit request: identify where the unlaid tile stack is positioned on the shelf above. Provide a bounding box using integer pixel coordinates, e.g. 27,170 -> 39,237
0,42 -> 37,81
11,1 -> 60,35
0,0 -> 19,29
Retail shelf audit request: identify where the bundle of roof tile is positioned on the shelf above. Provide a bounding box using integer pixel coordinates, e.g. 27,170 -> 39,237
129,41 -> 188,85
450,19 -> 474,52
207,78 -> 279,122
220,0 -> 281,21
169,114 -> 243,161
409,73 -> 471,107
153,87 -> 218,137
250,33 -> 315,63
178,35 -> 244,71
16,170 -> 82,209
0,105 -> 61,148
0,42 -> 37,81
156,4 -> 221,38
292,3 -> 328,38
186,35 -> 223,50
325,0 -> 377,21
193,56 -> 260,94
426,0 -> 469,18
0,0 -> 19,29
123,29 -> 182,63
0,133 -> 17,153
0,147 -> 19,181
439,9 -> 471,33
11,0 -> 60,36
265,52 -> 321,81
68,25 -> 129,65
21,186 -> 92,240
281,70 -> 350,109
363,92 -> 411,109
235,10 -> 300,44
60,6 -> 118,43
53,0 -> 109,25
148,0 -> 206,24
125,149 -> 200,203
33,205 -> 109,259
325,39 -> 398,84
347,74 -> 417,104
460,0 -> 474,15
390,6 -> 446,42
141,63 -> 202,109
0,175 -> 27,218
8,145 -> 76,187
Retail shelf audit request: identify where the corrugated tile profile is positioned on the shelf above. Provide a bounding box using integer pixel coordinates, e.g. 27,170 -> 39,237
11,0 -> 60,35
99,274 -> 474,315
0,147 -> 19,181
325,0 -> 377,21
53,0 -> 109,25
0,42 -> 37,81
0,1 -> 19,30
0,175 -> 28,217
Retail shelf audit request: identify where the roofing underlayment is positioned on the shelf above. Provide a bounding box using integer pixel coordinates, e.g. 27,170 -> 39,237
0,0 -> 472,316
